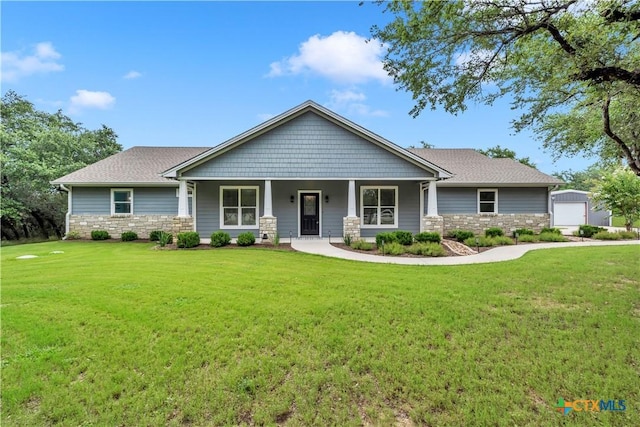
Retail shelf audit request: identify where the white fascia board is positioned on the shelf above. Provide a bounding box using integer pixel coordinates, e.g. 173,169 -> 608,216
50,182 -> 180,187
550,189 -> 590,195
438,182 -> 559,187
180,176 -> 436,181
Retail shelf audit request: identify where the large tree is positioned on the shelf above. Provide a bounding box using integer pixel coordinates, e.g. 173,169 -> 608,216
0,91 -> 121,240
590,168 -> 640,231
371,0 -> 640,175
477,145 -> 536,168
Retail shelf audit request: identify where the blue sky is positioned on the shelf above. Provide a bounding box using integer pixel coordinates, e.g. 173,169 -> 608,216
2,1 -> 594,174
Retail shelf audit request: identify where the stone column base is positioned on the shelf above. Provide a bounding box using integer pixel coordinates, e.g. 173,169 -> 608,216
343,216 -> 360,240
421,215 -> 444,235
172,216 -> 194,236
259,216 -> 277,243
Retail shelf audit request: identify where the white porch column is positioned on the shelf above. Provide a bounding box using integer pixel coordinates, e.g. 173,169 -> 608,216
178,179 -> 189,217
347,179 -> 356,217
264,180 -> 273,217
427,180 -> 438,216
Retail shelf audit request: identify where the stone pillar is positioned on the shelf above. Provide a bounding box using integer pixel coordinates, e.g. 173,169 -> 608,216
172,216 -> 194,235
343,216 -> 360,241
421,215 -> 444,235
259,216 -> 277,243
177,180 -> 189,217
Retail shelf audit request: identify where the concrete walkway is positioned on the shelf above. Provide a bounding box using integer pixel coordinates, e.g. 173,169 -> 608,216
290,238 -> 640,265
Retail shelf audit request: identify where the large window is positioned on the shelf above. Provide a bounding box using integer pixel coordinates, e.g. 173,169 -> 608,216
220,186 -> 258,228
111,189 -> 133,215
361,186 -> 398,228
478,189 -> 498,213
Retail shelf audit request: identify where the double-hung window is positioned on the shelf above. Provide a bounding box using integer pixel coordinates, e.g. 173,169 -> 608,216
111,189 -> 133,215
361,186 -> 398,227
220,186 -> 258,228
478,189 -> 498,213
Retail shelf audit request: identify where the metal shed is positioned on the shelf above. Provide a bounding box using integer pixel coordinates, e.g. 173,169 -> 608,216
550,190 -> 611,227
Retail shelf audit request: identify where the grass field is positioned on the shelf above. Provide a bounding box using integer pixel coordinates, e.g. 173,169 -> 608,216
1,242 -> 639,426
612,216 -> 640,228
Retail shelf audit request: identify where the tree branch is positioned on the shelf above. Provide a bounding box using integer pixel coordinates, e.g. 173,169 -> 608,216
602,97 -> 640,175
576,67 -> 640,87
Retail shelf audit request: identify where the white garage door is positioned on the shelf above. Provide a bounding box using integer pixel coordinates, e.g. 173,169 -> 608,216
554,202 -> 587,226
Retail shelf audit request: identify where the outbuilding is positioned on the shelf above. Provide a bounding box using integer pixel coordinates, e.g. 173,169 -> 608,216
551,189 -> 611,227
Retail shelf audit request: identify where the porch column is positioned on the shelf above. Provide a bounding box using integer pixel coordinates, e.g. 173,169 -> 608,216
427,180 -> 438,216
177,179 -> 189,217
347,179 -> 356,217
264,180 -> 273,216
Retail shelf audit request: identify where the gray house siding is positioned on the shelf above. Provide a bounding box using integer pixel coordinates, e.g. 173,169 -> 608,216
359,180 -> 421,237
184,112 -> 434,179
551,191 -> 610,226
72,186 -> 179,215
433,187 -> 548,214
72,187 -> 110,214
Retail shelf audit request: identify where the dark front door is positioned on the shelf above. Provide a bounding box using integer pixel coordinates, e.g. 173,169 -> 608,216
300,193 -> 320,235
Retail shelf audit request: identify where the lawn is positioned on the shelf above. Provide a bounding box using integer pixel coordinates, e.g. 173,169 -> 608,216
1,242 -> 639,426
612,216 -> 640,228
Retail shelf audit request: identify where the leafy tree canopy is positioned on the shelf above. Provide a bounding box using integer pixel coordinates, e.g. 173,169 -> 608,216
371,0 -> 640,175
553,163 -> 611,190
590,168 -> 640,231
1,91 -> 121,240
477,144 -> 536,168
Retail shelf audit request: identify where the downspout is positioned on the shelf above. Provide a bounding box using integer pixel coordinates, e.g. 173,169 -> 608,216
58,184 -> 72,238
548,185 -> 559,227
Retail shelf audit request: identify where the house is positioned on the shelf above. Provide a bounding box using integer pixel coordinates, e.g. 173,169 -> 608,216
550,189 -> 611,227
52,101 -> 563,241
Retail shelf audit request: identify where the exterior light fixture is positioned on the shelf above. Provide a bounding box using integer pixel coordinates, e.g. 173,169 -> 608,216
475,237 -> 480,253
262,233 -> 268,241
290,195 -> 295,203
324,195 -> 329,203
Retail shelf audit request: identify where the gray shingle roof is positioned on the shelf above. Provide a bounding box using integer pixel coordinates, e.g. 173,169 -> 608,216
409,148 -> 563,185
51,146 -> 209,185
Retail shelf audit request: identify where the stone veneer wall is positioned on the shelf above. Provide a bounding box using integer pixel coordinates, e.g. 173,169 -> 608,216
421,216 -> 444,235
69,215 -> 193,239
259,216 -> 278,243
442,213 -> 550,235
343,216 -> 361,240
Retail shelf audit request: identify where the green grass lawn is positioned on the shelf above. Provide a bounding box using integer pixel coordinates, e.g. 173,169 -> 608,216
612,216 -> 640,228
2,242 -> 639,426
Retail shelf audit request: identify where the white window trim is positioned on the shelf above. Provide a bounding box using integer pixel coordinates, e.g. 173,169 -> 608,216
360,185 -> 399,228
219,185 -> 260,229
111,188 -> 133,216
478,188 -> 498,214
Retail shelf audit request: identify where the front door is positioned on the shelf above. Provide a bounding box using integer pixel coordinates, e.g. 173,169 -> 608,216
300,193 -> 320,235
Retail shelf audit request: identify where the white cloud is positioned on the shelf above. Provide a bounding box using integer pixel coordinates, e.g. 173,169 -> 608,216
268,31 -> 390,84
1,42 -> 64,82
69,90 -> 115,113
123,70 -> 142,79
326,89 -> 388,117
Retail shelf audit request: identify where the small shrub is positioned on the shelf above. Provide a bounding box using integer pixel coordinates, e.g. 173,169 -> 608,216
158,232 -> 173,247
406,242 -> 446,257
540,227 -> 561,235
538,232 -> 569,242
149,230 -> 164,242
177,231 -> 200,248
383,241 -> 405,256
447,229 -> 474,242
375,232 -> 397,247
592,231 -> 622,240
414,231 -> 441,244
485,227 -> 504,238
394,230 -> 414,246
237,232 -> 256,246
514,228 -> 534,236
65,231 -> 81,240
517,234 -> 538,243
492,236 -> 514,245
577,224 -> 606,238
91,230 -> 110,240
463,236 -> 496,247
351,240 -> 373,251
273,232 -> 280,247
121,231 -> 138,241
210,231 -> 231,247
343,234 -> 352,246
616,231 -> 637,240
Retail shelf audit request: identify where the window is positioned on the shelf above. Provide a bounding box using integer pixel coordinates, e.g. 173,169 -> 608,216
220,186 -> 258,228
111,189 -> 133,215
478,189 -> 498,213
361,186 -> 398,227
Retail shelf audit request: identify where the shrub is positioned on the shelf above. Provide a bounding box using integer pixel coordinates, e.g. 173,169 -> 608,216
394,230 -> 414,246
65,231 -> 81,240
514,228 -> 534,236
592,231 -> 622,240
177,231 -> 200,248
237,232 -> 256,246
463,236 -> 496,247
375,232 -> 398,247
273,232 -> 280,247
538,232 -> 569,242
210,231 -> 231,247
406,242 -> 447,256
485,227 -> 504,237
492,236 -> 514,245
616,231 -> 637,240
577,224 -> 606,238
158,232 -> 173,247
414,231 -> 441,244
149,230 -> 164,241
91,230 -> 110,240
517,234 -> 538,243
121,231 -> 138,241
447,229 -> 474,242
540,227 -> 561,235
382,241 -> 405,256
343,234 -> 352,246
351,240 -> 373,251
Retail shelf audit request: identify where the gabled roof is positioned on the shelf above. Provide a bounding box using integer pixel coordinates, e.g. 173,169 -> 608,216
162,100 -> 452,179
51,146 -> 209,186
409,148 -> 563,186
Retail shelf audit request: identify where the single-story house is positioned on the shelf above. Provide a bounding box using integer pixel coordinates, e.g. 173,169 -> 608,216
52,100 -> 563,241
550,189 -> 611,227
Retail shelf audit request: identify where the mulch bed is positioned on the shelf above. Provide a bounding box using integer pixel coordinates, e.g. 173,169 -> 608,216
330,242 -> 461,257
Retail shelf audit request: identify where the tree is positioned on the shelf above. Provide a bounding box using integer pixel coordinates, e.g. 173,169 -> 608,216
477,145 -> 536,168
370,0 -> 640,175
408,140 -> 435,149
553,164 -> 609,191
0,91 -> 121,240
590,168 -> 640,231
